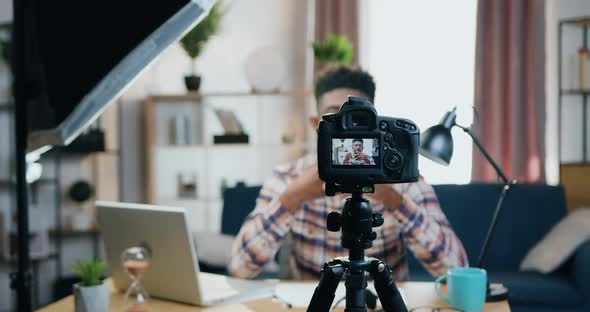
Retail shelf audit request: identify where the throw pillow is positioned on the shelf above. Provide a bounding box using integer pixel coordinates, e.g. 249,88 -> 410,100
520,208 -> 590,273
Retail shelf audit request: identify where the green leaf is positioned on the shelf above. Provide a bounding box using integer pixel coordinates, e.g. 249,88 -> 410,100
311,34 -> 353,65
180,2 -> 225,60
71,259 -> 107,287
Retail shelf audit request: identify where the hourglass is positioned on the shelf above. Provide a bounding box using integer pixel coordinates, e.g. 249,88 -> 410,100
121,246 -> 151,312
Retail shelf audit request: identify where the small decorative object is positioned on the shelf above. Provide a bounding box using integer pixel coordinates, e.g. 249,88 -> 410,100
72,259 -> 109,312
0,25 -> 11,102
311,34 -> 353,75
244,46 -> 287,93
170,113 -> 190,145
179,2 -> 224,92
121,246 -> 151,312
7,230 -> 50,260
578,48 -> 590,90
212,109 -> 249,144
68,180 -> 95,230
280,133 -> 295,144
178,171 -> 198,198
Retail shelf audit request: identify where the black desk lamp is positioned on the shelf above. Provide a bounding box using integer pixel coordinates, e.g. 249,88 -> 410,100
419,108 -> 510,302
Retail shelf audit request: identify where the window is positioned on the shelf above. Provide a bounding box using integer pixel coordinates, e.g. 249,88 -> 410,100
359,0 -> 477,184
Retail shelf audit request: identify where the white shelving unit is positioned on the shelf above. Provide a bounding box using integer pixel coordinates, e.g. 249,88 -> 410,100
143,92 -> 312,233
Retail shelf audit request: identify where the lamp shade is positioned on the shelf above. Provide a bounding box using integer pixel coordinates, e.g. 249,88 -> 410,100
420,124 -> 454,166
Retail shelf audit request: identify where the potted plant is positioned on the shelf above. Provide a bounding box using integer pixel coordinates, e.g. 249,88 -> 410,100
179,2 -> 224,92
72,259 -> 109,312
311,34 -> 353,75
68,180 -> 95,230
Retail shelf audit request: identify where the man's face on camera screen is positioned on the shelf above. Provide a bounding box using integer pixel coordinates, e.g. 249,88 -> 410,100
332,138 -> 377,166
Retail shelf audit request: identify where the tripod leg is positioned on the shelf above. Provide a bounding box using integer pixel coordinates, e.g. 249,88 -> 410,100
369,260 -> 408,312
307,261 -> 345,312
344,265 -> 368,312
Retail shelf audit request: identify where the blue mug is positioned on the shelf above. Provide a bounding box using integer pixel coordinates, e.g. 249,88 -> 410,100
435,267 -> 487,312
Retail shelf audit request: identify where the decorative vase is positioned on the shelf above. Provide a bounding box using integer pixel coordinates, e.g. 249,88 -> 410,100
244,46 -> 286,93
184,75 -> 201,92
71,210 -> 93,231
73,282 -> 109,312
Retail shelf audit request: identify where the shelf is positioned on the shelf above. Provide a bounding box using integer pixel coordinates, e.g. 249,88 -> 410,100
0,177 -> 58,187
560,89 -> 590,96
149,90 -> 312,102
560,17 -> 590,26
559,162 -> 590,166
45,147 -> 120,158
153,143 -> 308,149
49,228 -> 100,237
1,252 -> 58,264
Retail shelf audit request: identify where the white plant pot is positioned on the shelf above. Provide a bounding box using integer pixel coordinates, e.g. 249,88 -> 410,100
71,211 -> 92,231
74,282 -> 109,312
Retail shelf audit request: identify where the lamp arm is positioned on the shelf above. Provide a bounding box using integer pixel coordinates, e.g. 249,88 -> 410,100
476,184 -> 510,268
455,124 -> 513,268
457,125 -> 510,184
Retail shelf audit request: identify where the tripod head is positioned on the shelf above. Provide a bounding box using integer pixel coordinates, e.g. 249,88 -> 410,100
324,183 -> 384,261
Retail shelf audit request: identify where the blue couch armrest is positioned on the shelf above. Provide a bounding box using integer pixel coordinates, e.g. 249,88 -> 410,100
572,241 -> 590,308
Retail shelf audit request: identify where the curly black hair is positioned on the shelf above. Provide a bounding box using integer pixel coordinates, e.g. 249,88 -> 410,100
314,66 -> 376,106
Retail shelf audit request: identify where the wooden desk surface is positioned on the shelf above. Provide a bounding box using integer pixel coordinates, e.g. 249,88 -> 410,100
37,279 -> 510,312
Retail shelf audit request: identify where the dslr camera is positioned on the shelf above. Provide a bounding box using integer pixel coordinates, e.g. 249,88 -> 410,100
317,96 -> 420,195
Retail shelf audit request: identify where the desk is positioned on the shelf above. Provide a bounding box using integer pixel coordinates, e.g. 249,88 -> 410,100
37,279 -> 510,312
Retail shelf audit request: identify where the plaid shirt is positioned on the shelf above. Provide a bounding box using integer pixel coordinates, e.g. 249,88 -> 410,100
229,154 -> 468,280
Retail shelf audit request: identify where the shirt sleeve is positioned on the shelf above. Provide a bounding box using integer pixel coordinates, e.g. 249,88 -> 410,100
228,168 -> 294,279
392,181 -> 469,277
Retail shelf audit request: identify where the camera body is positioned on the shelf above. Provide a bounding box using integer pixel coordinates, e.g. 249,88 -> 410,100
317,96 -> 420,191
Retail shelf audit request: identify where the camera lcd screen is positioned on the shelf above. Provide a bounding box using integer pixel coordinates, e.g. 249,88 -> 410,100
332,138 -> 379,166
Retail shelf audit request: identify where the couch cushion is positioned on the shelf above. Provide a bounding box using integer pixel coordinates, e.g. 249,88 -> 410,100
491,272 -> 583,307
432,184 -> 567,272
221,185 -> 262,236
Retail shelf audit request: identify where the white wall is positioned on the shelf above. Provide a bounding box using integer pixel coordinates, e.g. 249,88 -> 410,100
359,0 -> 477,184
0,0 -> 11,24
546,0 -> 590,184
120,0 -> 311,203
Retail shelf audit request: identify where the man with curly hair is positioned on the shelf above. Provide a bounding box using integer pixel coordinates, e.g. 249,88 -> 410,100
229,66 -> 468,280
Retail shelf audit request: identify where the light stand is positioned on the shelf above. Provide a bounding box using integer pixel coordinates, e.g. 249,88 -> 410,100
420,108 -> 510,302
307,184 -> 408,312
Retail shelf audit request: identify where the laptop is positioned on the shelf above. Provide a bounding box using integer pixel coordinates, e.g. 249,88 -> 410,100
96,201 -> 275,306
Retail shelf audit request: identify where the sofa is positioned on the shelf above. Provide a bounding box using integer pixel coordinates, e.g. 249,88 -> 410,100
220,183 -> 590,312
407,184 -> 590,312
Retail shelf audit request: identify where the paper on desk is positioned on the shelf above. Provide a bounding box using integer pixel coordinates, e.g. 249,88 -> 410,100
274,282 -> 407,308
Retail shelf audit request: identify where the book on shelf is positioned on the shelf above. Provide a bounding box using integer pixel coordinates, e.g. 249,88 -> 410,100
213,109 -> 244,135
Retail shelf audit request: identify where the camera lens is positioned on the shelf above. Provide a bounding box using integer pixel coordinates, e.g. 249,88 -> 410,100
347,111 -> 370,128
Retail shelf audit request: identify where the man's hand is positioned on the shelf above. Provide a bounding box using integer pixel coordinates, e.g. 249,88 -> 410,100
355,153 -> 370,164
343,152 -> 353,165
365,184 -> 403,210
279,164 -> 325,213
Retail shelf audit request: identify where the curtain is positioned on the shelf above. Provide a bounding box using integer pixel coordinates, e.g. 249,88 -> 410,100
472,0 -> 546,183
315,0 -> 359,66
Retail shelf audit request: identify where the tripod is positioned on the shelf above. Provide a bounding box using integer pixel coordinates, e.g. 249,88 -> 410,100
307,185 -> 408,312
